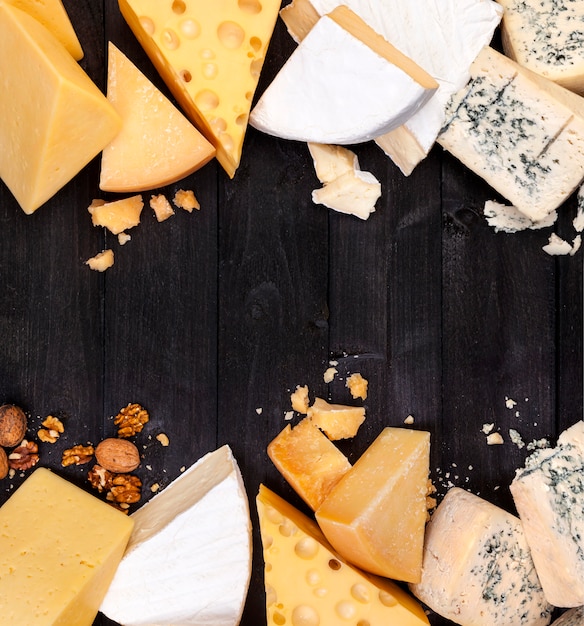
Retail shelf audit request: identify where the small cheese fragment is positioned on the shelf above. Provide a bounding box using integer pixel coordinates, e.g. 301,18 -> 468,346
100,43 -> 215,193
484,200 -> 558,233
542,233 -> 575,256
439,46 -> 584,221
308,397 -> 365,440
149,193 -> 174,222
510,420 -> 584,607
267,417 -> 352,510
308,142 -> 359,184
100,445 -> 252,625
0,468 -> 133,626
0,3 -> 121,214
346,372 -> 368,400
118,0 -> 281,178
316,427 -> 430,583
173,189 -> 200,212
411,487 -> 552,625
257,484 -> 431,626
498,0 -> 584,94
86,249 -> 115,272
250,6 -> 437,144
88,195 -> 144,235
290,384 -> 310,414
551,608 -> 584,626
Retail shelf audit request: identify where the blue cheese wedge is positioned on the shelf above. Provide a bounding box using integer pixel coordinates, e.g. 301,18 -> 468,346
100,445 -> 252,625
250,6 -> 437,144
438,46 -> 584,222
410,487 -> 552,626
510,421 -> 584,607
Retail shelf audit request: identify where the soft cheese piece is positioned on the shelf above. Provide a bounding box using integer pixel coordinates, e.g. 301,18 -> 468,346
315,427 -> 430,583
100,43 -> 215,193
118,0 -> 280,178
6,0 -> 83,59
308,143 -> 359,184
0,468 -> 134,626
439,46 -> 584,222
498,0 -> 584,94
257,484 -> 431,626
410,487 -> 552,626
250,6 -> 437,144
312,169 -> 381,220
100,444 -> 252,625
510,421 -> 584,607
551,608 -> 584,626
281,0 -> 502,174
0,3 -> 121,214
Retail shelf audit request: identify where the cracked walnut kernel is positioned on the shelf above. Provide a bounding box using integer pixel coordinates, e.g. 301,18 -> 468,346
106,474 -> 142,505
61,444 -> 94,467
8,440 -> 39,470
37,415 -> 65,443
87,464 -> 114,493
114,403 -> 149,438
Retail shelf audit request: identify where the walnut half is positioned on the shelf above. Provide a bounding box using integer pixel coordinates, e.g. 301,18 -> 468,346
61,444 -> 94,467
8,440 -> 39,470
114,403 -> 149,438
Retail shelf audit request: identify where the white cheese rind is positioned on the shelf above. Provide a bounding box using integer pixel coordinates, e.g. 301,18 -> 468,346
438,46 -> 584,221
100,445 -> 252,626
249,15 -> 436,144
510,421 -> 584,608
410,487 -> 552,626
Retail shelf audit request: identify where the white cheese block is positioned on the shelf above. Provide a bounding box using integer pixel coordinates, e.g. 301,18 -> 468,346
438,46 -> 584,222
551,608 -> 584,626
308,143 -> 359,184
410,487 -> 552,626
510,421 -> 584,607
250,6 -> 437,144
312,169 -> 380,220
100,445 -> 252,625
498,0 -> 584,94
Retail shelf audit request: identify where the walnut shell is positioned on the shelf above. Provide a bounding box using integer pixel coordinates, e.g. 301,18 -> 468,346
95,438 -> 140,473
0,404 -> 27,448
0,447 -> 8,480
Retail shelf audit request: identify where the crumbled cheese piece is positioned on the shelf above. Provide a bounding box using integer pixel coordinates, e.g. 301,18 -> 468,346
118,232 -> 131,245
404,415 -> 415,425
85,249 -> 114,272
482,423 -> 495,435
284,411 -> 294,421
155,433 -> 169,447
527,438 -> 550,451
255,408 -> 263,415
346,372 -> 368,400
150,194 -> 174,222
570,234 -> 582,256
484,200 -> 557,233
150,483 -> 160,493
505,397 -> 517,409
509,428 -> 525,449
173,189 -> 200,212
290,385 -> 310,414
486,432 -> 504,445
543,233 -> 574,256
323,367 -> 337,383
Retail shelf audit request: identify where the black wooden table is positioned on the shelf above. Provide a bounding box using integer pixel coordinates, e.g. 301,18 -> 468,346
0,2 -> 581,625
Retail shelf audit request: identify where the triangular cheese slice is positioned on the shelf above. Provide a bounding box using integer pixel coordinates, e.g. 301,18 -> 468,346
250,6 -> 437,145
100,445 -> 252,626
118,0 -> 281,178
6,0 -> 83,59
99,42 -> 215,193
257,484 -> 430,626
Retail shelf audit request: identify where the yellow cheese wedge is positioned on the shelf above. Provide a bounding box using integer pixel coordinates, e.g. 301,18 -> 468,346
307,397 -> 366,439
268,417 -> 352,510
0,3 -> 121,215
315,427 -> 431,583
118,0 -> 281,178
100,42 -> 215,193
6,0 -> 83,59
88,195 -> 144,235
0,468 -> 134,625
257,484 -> 430,626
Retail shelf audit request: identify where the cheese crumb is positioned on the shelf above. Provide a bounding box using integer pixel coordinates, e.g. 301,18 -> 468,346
505,397 -> 517,409
290,385 -> 310,414
484,200 -> 557,233
509,428 -> 525,449
117,232 -> 131,245
173,189 -> 200,212
255,407 -> 263,415
284,411 -> 294,421
150,194 -> 174,222
486,432 -> 504,445
323,367 -> 338,383
346,373 -> 368,400
482,423 -> 495,435
404,414 -> 415,425
543,233 -> 575,256
155,433 -> 170,447
86,249 -> 114,272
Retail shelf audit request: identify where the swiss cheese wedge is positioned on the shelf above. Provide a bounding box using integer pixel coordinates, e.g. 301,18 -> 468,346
100,43 -> 215,192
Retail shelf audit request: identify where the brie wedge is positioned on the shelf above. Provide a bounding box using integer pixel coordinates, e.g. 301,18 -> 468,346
100,445 -> 252,625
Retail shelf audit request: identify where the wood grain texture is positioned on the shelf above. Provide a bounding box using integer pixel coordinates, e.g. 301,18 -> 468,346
0,1 -> 581,625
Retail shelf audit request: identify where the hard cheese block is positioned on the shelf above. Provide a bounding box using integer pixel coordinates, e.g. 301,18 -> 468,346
410,487 -> 552,626
118,0 -> 281,178
0,467 -> 134,626
510,420 -> 584,607
100,444 -> 252,626
6,0 -> 83,59
0,3 -> 121,214
100,42 -> 215,192
257,484 -> 430,626
498,0 -> 584,94
438,46 -> 584,221
250,6 -> 437,144
315,426 -> 430,583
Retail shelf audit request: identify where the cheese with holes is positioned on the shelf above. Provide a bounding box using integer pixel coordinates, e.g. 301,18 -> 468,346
498,0 -> 584,94
410,487 -> 552,626
118,0 -> 280,178
438,46 -> 584,222
551,608 -> 584,626
268,417 -> 352,510
315,427 -> 430,583
100,42 -> 215,193
510,421 -> 584,607
6,0 -> 83,59
100,445 -> 252,626
0,468 -> 133,626
250,6 -> 437,144
257,484 -> 430,626
0,3 -> 121,214
280,0 -> 502,174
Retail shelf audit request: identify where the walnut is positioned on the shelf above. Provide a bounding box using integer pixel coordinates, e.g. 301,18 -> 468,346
8,440 -> 39,470
0,404 -> 27,448
95,438 -> 140,473
37,415 -> 65,444
87,464 -> 114,493
0,447 -> 8,479
61,444 -> 94,467
114,403 -> 149,438
106,474 -> 142,507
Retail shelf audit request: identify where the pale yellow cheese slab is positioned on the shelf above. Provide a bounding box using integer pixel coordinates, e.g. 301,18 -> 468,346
100,42 -> 215,192
0,468 -> 134,625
